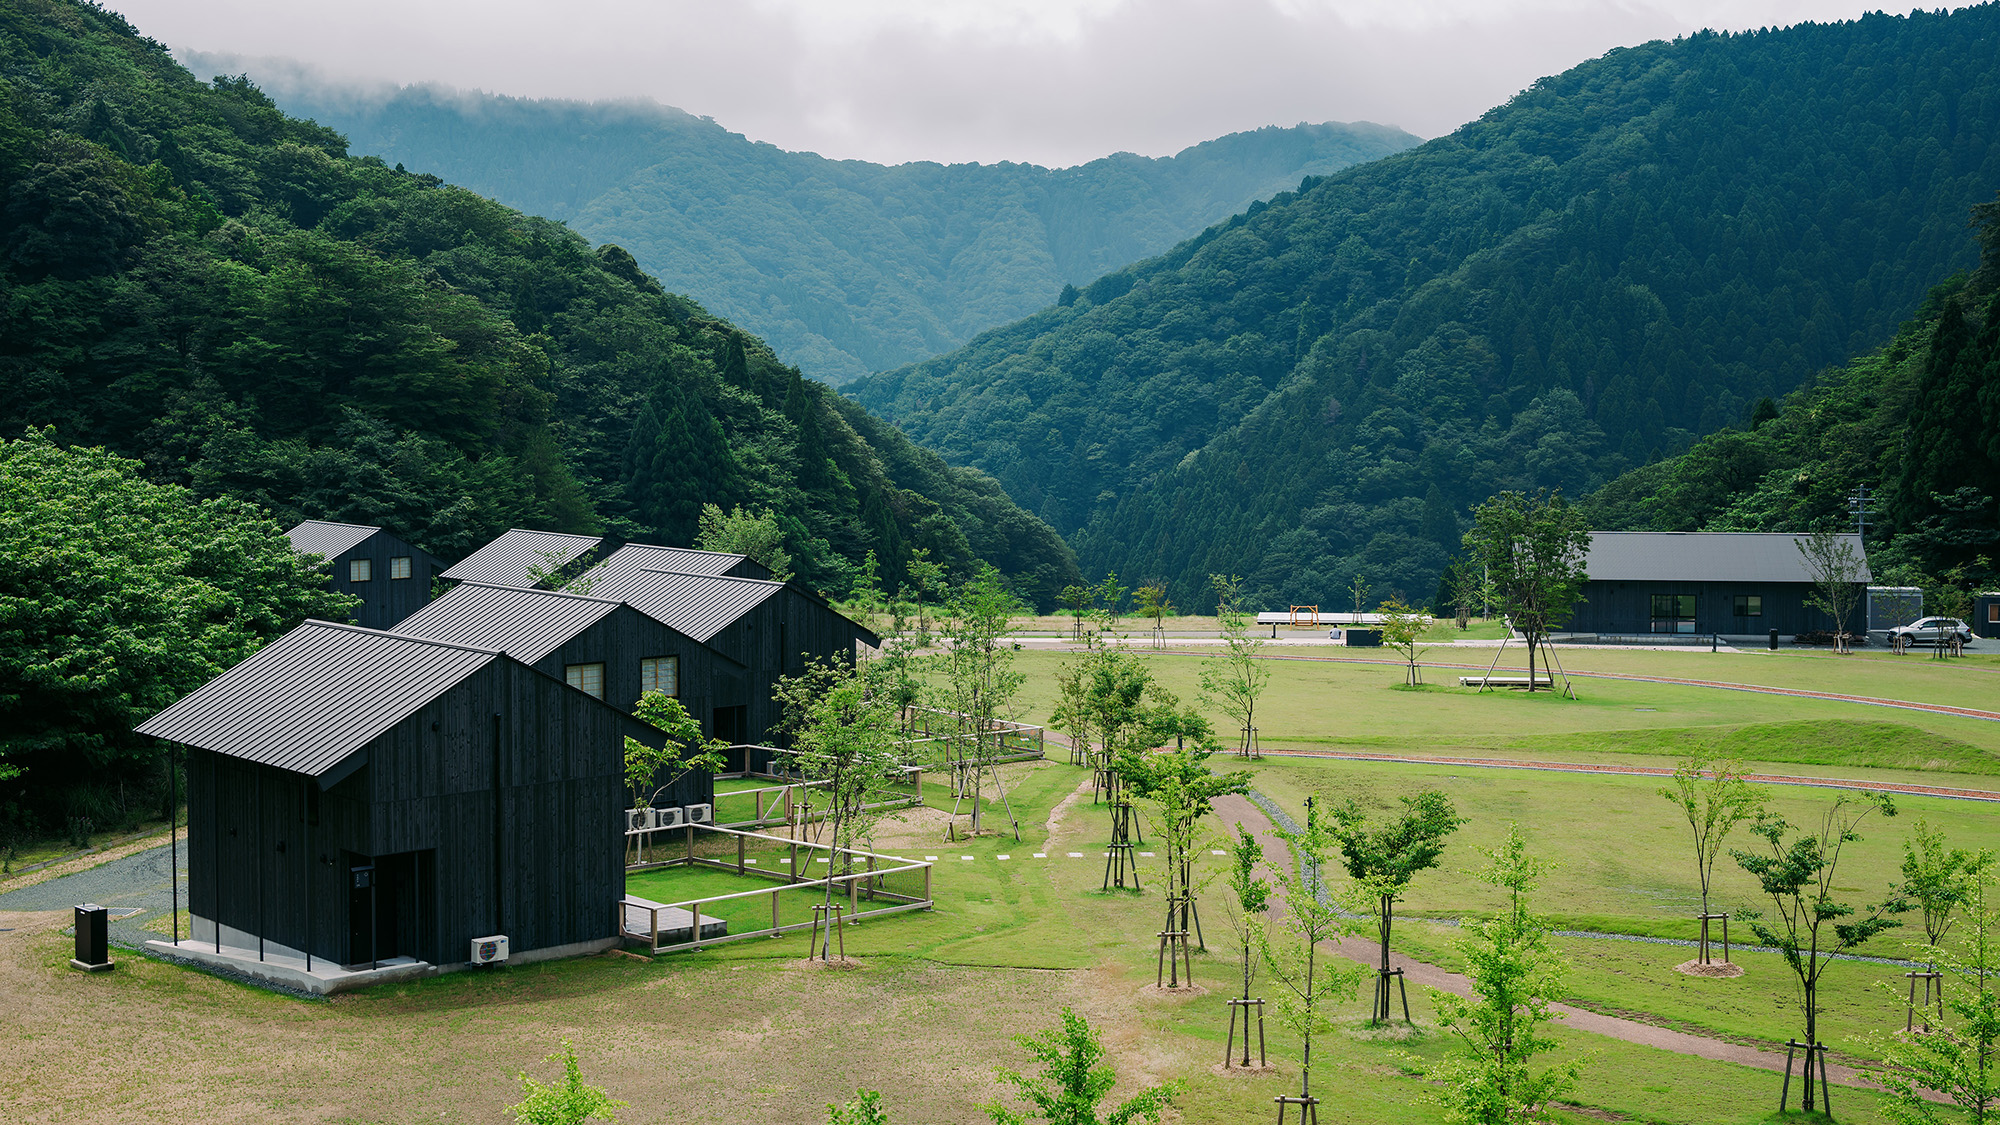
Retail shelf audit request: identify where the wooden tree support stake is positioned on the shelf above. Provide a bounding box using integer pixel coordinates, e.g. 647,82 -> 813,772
1697,912 -> 1731,965
1225,997 -> 1268,1068
1779,1040 -> 1833,1117
1274,1094 -> 1319,1125
1103,798 -> 1141,890
808,901 -> 846,962
1373,967 -> 1412,1024
1906,970 -> 1945,1032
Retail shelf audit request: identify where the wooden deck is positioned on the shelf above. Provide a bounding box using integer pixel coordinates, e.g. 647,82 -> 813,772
620,896 -> 728,945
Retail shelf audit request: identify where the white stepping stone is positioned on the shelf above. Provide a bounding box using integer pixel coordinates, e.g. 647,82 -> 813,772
961,855 -> 975,861
1033,853 -> 1047,859
1067,852 -> 1084,858
997,854 -> 1011,860
745,859 -> 758,865
1140,851 -> 1156,857
924,856 -> 939,861
1210,849 -> 1227,855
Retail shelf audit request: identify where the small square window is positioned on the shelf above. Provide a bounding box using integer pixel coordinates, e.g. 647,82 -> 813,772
349,558 -> 373,583
1988,603 -> 1998,624
1732,595 -> 1762,617
565,662 -> 605,700
641,656 -> 679,697
389,556 -> 413,580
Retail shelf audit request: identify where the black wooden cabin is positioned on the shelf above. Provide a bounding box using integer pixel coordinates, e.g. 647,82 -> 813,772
136,621 -> 697,971
286,521 -> 442,630
392,582 -> 749,743
1567,531 -> 1872,639
586,567 -> 880,770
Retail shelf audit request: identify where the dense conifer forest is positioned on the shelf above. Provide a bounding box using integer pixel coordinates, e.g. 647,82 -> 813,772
850,6 -> 2000,612
0,0 -> 1081,607
1583,198 -> 2000,597
236,74 -> 1419,383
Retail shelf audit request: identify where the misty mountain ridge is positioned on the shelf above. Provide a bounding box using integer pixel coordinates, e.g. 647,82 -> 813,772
848,6 -> 2000,613
179,49 -> 1421,383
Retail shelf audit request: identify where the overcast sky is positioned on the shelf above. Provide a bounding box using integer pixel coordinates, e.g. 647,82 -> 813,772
118,0 -> 1882,167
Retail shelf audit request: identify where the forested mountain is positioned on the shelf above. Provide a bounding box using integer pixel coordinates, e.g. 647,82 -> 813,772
201,67 -> 1419,383
850,6 -> 2000,613
1583,200 -> 2000,594
0,0 -> 1079,608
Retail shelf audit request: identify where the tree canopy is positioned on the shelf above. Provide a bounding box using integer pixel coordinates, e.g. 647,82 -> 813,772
851,8 -> 2000,611
0,0 -> 1079,606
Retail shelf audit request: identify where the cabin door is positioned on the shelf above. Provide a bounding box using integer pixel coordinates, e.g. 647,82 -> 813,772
346,863 -> 376,968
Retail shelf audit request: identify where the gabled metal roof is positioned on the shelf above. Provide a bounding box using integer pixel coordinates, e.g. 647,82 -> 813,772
605,569 -> 787,642
440,528 -> 605,586
285,520 -> 380,559
581,543 -> 756,593
135,621 -> 497,780
1586,532 -> 1873,583
391,582 -> 748,669
392,583 -> 623,664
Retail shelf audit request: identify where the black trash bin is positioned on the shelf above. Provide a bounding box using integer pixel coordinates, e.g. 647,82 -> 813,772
1346,628 -> 1384,648
71,903 -> 112,972
1769,629 -> 1779,651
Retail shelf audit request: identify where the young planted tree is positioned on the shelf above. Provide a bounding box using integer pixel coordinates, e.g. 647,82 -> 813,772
1732,791 -> 1908,1113
1463,490 -> 1592,692
773,657 -> 907,960
623,693 -> 728,862
1221,824 -> 1273,1066
1866,857 -> 2000,1124
1261,797 -> 1370,1114
1375,597 -> 1433,686
1899,818 -> 1985,1026
934,564 -> 1027,839
1796,525 -> 1866,654
1060,583 -> 1097,641
1349,572 -> 1368,618
1092,572 -> 1128,634
1658,753 -> 1766,965
1328,790 -> 1466,1024
1134,582 -> 1173,649
1428,825 -> 1583,1125
828,1090 -> 892,1125
1200,574 -> 1271,758
695,503 -> 793,581
987,1008 -> 1183,1125
508,1040 -> 625,1125
1124,734 -> 1252,984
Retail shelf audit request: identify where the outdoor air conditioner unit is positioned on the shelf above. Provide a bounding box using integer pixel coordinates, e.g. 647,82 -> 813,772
655,806 -> 686,829
625,807 -> 658,834
684,803 -> 713,825
469,935 -> 509,965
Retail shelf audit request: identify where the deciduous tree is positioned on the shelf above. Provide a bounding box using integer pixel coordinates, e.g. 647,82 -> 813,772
1329,790 -> 1466,1023
1463,490 -> 1591,691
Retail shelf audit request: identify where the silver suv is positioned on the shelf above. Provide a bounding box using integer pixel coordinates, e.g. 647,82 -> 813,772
1889,617 -> 1974,645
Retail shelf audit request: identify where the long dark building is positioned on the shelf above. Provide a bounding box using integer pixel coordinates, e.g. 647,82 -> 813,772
286,520 -> 441,629
136,621 -> 681,982
391,582 -> 748,743
1566,531 -> 1871,638
587,566 -> 880,768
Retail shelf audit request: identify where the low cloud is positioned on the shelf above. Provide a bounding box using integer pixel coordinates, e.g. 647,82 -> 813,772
125,0 -> 1876,166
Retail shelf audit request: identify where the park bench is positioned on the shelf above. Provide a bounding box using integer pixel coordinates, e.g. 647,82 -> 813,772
1457,675 -> 1555,689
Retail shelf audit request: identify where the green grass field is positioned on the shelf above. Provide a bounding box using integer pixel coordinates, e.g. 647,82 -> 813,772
15,642 -> 2000,1122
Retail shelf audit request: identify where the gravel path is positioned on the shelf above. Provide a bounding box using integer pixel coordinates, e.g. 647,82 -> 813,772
0,842 -> 187,950
1214,791 -> 1921,1101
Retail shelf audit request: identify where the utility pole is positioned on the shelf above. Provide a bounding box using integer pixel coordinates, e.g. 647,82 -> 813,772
1847,485 -> 1871,538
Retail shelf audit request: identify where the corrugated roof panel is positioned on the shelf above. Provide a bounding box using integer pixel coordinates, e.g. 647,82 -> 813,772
1586,532 -> 1873,583
392,583 -> 621,663
439,528 -> 605,586
136,621 -> 496,777
285,520 -> 380,559
581,543 -> 753,593
605,570 -> 784,641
